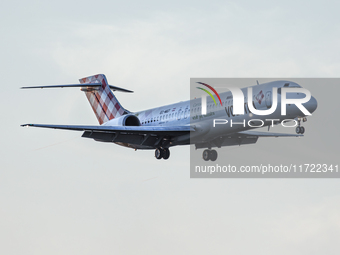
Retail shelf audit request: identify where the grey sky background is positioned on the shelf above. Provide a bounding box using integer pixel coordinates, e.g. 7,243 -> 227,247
1,1 -> 340,254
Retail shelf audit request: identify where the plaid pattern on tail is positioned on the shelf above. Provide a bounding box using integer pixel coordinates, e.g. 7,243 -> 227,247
79,74 -> 128,124
255,90 -> 265,105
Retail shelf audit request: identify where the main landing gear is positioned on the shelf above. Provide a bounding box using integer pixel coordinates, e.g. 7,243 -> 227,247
155,148 -> 170,160
203,149 -> 218,161
296,117 -> 307,134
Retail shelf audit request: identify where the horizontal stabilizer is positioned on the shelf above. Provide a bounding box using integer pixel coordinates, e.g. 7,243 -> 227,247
21,84 -> 133,93
238,131 -> 303,137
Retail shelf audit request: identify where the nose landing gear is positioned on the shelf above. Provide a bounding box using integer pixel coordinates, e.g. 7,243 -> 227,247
155,148 -> 170,160
296,117 -> 307,134
203,149 -> 218,161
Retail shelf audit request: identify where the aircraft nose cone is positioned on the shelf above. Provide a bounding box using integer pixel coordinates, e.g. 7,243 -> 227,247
306,96 -> 318,114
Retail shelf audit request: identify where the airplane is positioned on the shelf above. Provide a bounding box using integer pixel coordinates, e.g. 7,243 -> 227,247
21,74 -> 318,161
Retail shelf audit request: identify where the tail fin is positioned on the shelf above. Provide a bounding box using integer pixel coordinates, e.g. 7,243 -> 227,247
80,74 -> 129,124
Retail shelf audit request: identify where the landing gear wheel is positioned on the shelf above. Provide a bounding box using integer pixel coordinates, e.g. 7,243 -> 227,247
203,150 -> 210,161
296,126 -> 305,134
296,126 -> 301,134
300,126 -> 305,134
155,148 -> 163,159
162,148 -> 170,160
155,148 -> 170,160
209,150 -> 218,161
202,149 -> 218,161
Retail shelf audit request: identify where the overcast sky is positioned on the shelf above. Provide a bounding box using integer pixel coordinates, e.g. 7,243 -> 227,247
1,1 -> 340,254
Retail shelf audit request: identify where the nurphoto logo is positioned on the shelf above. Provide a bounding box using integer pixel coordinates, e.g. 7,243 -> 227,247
198,84 -> 312,116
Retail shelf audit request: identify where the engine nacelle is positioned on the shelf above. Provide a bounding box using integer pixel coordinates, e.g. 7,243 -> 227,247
103,114 -> 141,126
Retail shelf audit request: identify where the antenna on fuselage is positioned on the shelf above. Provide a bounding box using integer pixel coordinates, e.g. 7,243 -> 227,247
256,80 -> 259,85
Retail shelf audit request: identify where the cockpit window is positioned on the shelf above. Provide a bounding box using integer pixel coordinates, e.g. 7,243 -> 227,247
285,82 -> 301,88
278,83 -> 301,93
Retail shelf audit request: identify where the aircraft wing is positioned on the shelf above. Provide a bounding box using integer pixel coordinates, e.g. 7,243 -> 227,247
195,130 -> 302,149
21,124 -> 193,149
21,123 -> 193,134
237,131 -> 303,137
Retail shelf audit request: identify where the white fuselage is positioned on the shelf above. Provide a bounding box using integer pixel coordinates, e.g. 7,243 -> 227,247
104,80 -> 317,147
